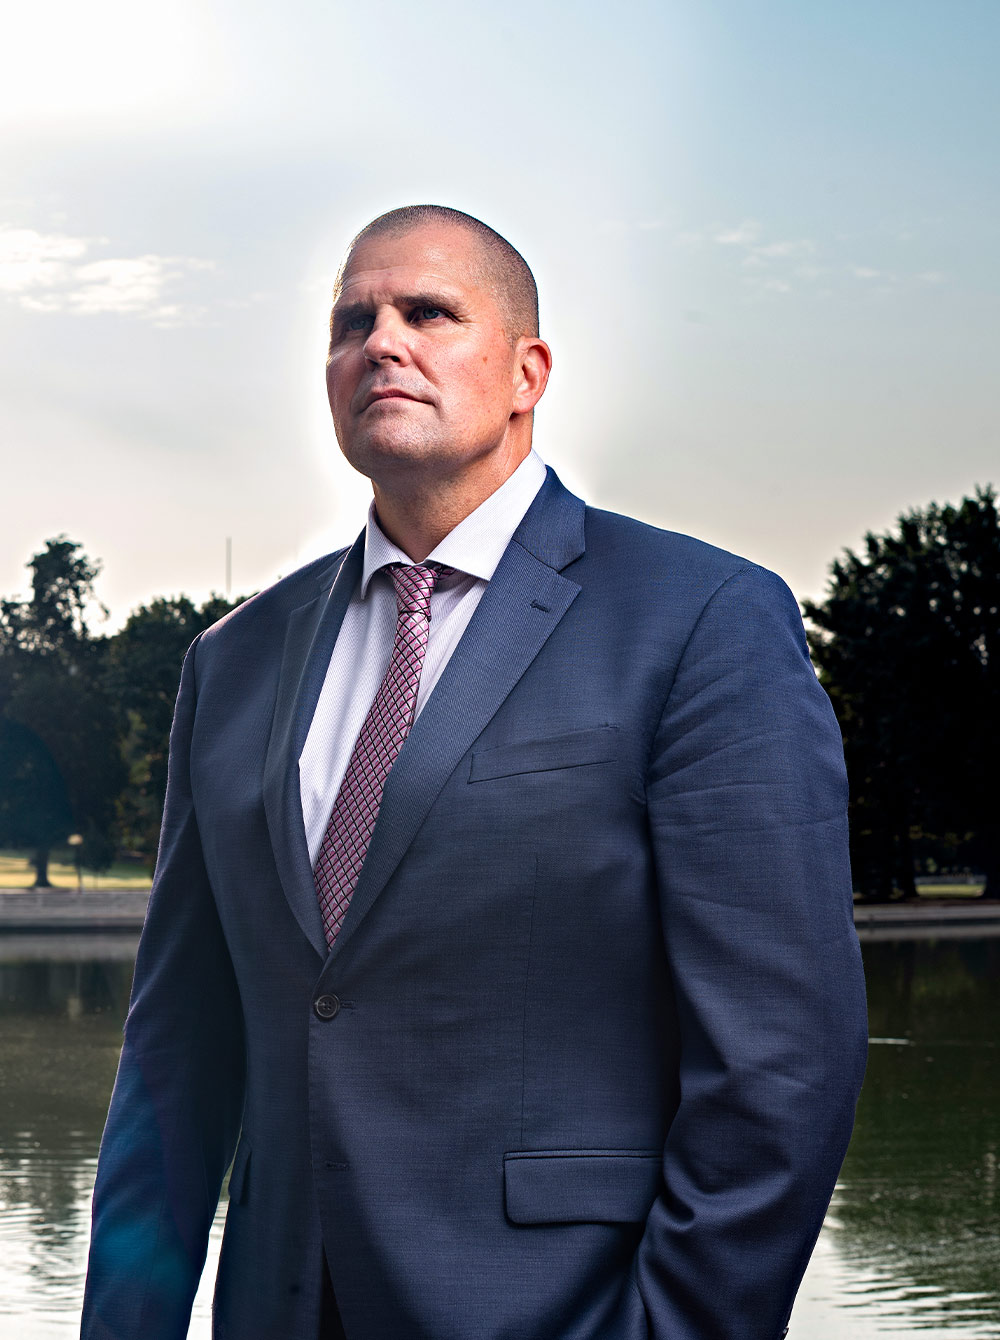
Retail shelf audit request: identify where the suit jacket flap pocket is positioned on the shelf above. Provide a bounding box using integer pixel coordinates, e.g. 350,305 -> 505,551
227,1138 -> 251,1203
470,726 -> 618,782
503,1149 -> 661,1224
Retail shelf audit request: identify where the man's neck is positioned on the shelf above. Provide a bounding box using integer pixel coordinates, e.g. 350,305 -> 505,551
371,444 -> 531,561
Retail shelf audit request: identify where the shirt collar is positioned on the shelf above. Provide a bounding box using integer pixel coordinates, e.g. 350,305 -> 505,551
360,449 -> 547,596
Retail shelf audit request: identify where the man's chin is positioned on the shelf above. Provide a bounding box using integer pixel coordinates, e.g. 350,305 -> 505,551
337,432 -> 448,482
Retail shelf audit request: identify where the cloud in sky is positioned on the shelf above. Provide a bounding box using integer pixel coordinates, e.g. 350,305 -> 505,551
713,219 -> 760,247
0,226 -> 213,325
716,225 -> 815,263
748,239 -> 816,261
0,227 -> 93,291
703,220 -> 947,298
707,221 -> 821,295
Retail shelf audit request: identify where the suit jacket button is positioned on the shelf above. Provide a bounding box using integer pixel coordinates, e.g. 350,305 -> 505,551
313,994 -> 340,1020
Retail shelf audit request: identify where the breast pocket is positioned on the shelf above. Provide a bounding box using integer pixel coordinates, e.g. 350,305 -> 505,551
470,726 -> 619,783
503,1149 -> 662,1225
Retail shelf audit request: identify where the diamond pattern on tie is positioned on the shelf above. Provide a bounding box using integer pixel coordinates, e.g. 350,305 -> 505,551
314,563 -> 449,948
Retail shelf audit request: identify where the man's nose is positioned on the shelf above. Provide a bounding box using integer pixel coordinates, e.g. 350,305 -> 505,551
362,314 -> 410,364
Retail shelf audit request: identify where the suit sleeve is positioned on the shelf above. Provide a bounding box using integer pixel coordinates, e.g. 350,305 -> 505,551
633,565 -> 868,1340
81,636 -> 246,1340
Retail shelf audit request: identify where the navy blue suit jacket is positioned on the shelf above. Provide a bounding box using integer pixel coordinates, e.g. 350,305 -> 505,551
82,469 -> 867,1339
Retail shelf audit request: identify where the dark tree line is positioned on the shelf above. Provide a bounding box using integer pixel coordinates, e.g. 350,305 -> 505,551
1,488 -> 997,898
0,537 -> 242,886
804,485 -> 999,900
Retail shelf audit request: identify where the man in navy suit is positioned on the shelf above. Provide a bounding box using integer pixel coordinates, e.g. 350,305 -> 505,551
82,205 -> 867,1340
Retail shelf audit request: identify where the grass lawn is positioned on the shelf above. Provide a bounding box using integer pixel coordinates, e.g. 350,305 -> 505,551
854,882 -> 986,901
913,882 -> 985,898
0,850 -> 152,891
0,850 -> 984,898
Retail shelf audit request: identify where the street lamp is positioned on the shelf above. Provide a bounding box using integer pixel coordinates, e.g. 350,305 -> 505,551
67,833 -> 83,892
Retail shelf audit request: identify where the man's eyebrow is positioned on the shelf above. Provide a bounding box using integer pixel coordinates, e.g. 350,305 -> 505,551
403,290 -> 461,310
331,290 -> 464,322
330,299 -> 370,325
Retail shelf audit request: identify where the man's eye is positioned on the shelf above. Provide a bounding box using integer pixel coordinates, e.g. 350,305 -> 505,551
346,315 -> 372,332
416,306 -> 443,321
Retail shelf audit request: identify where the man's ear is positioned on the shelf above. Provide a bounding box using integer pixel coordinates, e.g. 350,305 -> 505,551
512,338 -> 552,415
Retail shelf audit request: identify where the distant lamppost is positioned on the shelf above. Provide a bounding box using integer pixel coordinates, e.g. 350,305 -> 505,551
67,833 -> 84,892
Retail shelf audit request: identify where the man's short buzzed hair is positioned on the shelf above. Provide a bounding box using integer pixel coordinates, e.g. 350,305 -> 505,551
339,204 -> 539,345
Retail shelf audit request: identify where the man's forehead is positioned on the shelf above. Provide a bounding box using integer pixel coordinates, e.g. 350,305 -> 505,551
335,261 -> 468,304
336,226 -> 484,300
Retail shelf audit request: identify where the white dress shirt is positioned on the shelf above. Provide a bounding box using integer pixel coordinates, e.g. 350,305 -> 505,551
299,449 -> 548,864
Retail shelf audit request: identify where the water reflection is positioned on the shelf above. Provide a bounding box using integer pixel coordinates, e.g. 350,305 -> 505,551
818,939 -> 1000,1335
0,951 -> 134,1337
0,935 -> 997,1337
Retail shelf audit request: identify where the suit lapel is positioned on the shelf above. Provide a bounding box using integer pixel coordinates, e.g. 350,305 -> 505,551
263,536 -> 364,960
330,470 -> 586,961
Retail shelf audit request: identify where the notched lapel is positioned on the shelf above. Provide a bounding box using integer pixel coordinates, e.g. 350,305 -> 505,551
263,538 -> 364,960
330,533 -> 582,960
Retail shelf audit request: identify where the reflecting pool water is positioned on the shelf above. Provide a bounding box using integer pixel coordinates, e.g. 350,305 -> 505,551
1,934 -> 997,1337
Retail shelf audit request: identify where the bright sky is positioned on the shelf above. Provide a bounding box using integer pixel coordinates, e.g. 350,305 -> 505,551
2,0 -> 996,627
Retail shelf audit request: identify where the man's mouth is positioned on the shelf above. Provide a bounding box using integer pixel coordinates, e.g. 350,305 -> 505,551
363,388 -> 422,410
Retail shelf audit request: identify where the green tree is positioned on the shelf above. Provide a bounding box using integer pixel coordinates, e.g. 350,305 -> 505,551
0,538 -> 123,886
804,486 -> 999,900
1,536 -> 249,881
0,720 -> 73,883
107,593 -> 244,856
0,535 -> 105,658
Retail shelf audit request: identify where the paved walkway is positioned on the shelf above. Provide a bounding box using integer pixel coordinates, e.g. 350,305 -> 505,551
853,897 -> 1000,941
1,887 -> 998,934
0,888 -> 152,930
853,899 -> 1000,927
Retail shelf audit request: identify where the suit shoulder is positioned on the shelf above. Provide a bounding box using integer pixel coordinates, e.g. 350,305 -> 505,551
581,504 -> 790,607
579,506 -> 811,689
196,548 -> 351,652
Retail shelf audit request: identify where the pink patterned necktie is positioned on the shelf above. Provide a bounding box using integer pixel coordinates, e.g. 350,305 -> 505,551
314,562 -> 449,948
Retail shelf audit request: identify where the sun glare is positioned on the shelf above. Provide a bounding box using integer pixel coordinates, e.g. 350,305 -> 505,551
0,0 -> 228,126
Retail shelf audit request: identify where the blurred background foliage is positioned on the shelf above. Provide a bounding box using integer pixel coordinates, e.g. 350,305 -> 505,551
0,537 -> 243,885
1,485 -> 997,898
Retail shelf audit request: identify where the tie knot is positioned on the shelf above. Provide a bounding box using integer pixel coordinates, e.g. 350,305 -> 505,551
388,563 -> 452,615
